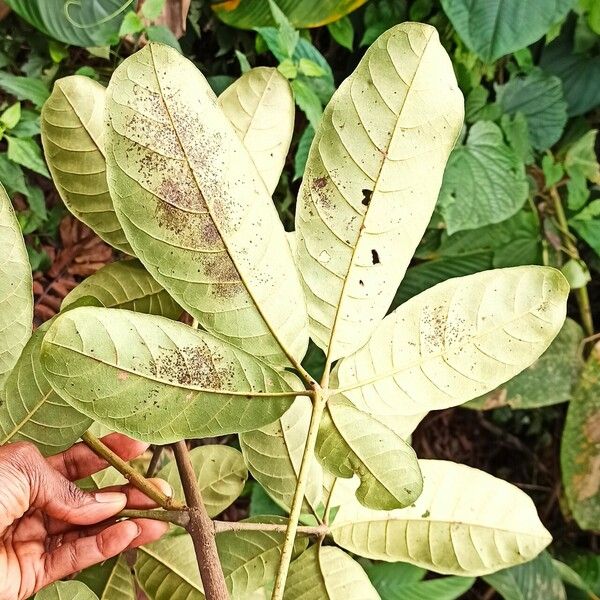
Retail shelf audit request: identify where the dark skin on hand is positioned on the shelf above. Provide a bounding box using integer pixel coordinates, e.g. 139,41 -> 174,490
0,434 -> 171,600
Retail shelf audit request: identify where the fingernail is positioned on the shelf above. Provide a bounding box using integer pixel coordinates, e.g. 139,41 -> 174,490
95,491 -> 126,504
150,478 -> 173,498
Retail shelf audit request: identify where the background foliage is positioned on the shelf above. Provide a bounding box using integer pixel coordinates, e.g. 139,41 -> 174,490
0,0 -> 598,598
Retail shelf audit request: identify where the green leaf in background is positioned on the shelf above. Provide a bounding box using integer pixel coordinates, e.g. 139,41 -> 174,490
360,0 -> 408,46
500,112 -> 535,165
556,551 -> 600,598
290,78 -> 322,130
541,25 -> 600,116
212,0 -> 368,29
328,15 -> 354,50
284,545 -> 379,600
240,396 -> 324,514
77,556 -> 135,600
41,307 -> 299,443
293,125 -> 314,181
296,23 -> 463,361
438,121 -> 529,234
565,129 -> 600,184
157,445 -> 248,517
119,11 -> 144,36
34,580 -> 99,600
0,183 -> 32,383
561,342 -> 600,531
542,154 -> 565,187
105,43 -> 308,367
363,561 -> 475,600
467,318 -> 584,410
316,397 -> 423,510
135,534 -> 204,600
5,0 -> 128,47
6,136 -> 50,177
570,200 -> 600,258
11,108 -> 41,138
146,25 -> 182,51
0,152 -> 29,198
441,0 -> 576,63
60,260 -> 182,318
0,72 -> 49,107
141,0 -> 166,20
496,69 -> 568,151
331,460 -> 553,576
393,252 -> 494,307
0,323 -> 92,456
0,101 -> 21,129
41,76 -> 132,254
483,551 -> 566,600
465,85 -> 502,123
335,267 -> 567,418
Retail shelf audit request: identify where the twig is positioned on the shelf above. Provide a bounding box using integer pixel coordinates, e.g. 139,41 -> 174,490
81,431 -> 184,511
173,441 -> 229,600
119,509 -> 190,528
549,185 -> 595,337
213,520 -> 328,537
146,445 -> 165,478
271,388 -> 327,600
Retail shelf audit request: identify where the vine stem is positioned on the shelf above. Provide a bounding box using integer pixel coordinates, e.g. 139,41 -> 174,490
173,441 -> 229,600
81,431 -> 184,511
549,186 -> 595,337
271,389 -> 327,600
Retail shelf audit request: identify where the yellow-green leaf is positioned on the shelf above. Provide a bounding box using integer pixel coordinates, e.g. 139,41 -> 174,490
105,43 -> 308,366
0,183 -> 32,384
295,23 -> 464,361
240,395 -> 324,514
157,445 -> 248,517
284,545 -> 379,599
61,259 -> 182,319
218,67 -> 294,194
35,581 -> 98,600
0,323 -> 92,455
316,397 -> 422,510
331,460 -> 552,576
77,556 -> 135,600
41,76 -> 132,254
331,266 -> 568,418
41,307 -> 300,443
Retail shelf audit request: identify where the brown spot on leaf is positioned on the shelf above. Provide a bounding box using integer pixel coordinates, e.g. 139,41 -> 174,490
371,249 -> 380,264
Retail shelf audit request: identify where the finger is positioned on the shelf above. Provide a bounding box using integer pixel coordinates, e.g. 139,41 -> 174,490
126,518 -> 170,549
48,433 -> 149,481
46,478 -> 174,534
0,442 -> 128,527
41,521 -> 140,588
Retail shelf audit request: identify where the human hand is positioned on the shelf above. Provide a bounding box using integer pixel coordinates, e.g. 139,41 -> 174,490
0,434 -> 171,600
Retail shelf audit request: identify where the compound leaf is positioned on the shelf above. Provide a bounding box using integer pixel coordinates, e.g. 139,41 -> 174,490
41,307 -> 299,443
218,67 -> 294,194
0,323 -> 92,456
61,259 -> 181,319
332,266 -> 568,418
157,445 -> 248,517
106,43 -> 308,366
316,397 -> 422,510
0,183 -> 32,385
284,545 -> 379,599
295,22 -> 463,361
41,76 -> 132,254
331,460 -> 552,576
240,395 -> 324,514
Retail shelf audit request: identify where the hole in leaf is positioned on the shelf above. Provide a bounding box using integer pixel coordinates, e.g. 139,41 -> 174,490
371,249 -> 380,264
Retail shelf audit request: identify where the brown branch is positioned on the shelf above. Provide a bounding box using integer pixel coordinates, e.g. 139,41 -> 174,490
119,508 -> 190,528
173,441 -> 229,600
81,431 -> 184,511
146,445 -> 165,477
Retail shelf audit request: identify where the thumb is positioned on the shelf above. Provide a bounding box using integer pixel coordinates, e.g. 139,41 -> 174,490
1,442 -> 126,526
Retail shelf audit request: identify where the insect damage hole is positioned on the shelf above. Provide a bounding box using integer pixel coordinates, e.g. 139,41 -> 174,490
361,188 -> 373,206
371,249 -> 380,264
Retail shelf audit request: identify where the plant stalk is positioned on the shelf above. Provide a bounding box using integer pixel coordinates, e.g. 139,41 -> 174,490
173,441 -> 229,600
146,445 -> 165,477
119,508 -> 190,527
213,520 -> 328,537
271,390 -> 327,600
549,186 -> 595,337
81,431 -> 184,511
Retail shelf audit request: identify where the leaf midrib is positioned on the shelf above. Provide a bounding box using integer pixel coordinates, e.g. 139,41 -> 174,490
147,45 -> 298,368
